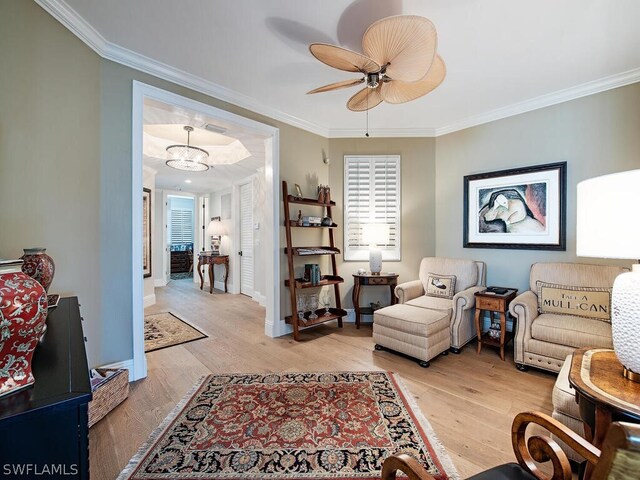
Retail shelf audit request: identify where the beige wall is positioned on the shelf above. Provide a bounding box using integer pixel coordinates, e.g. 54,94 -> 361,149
328,138 -> 436,311
435,82 -> 640,292
0,1 -> 103,362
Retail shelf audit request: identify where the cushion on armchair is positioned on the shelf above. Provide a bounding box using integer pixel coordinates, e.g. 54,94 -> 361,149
418,257 -> 478,294
536,281 -> 612,322
406,295 -> 453,315
424,273 -> 456,299
531,313 -> 613,349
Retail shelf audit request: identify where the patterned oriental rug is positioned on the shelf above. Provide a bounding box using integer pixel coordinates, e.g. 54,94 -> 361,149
118,371 -> 459,480
144,312 -> 207,353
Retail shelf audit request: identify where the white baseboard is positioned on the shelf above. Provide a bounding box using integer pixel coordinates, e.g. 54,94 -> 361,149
213,280 -> 233,292
100,358 -> 136,382
143,293 -> 156,308
154,278 -> 167,287
343,308 -> 373,324
252,292 -> 266,306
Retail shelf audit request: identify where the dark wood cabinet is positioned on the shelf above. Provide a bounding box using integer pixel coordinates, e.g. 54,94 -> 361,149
171,250 -> 192,273
0,297 -> 91,479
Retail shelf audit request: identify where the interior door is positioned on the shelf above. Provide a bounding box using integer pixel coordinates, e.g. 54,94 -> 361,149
239,182 -> 254,297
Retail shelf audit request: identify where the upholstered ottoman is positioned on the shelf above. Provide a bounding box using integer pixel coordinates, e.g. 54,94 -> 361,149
373,304 -> 450,367
552,354 -> 586,463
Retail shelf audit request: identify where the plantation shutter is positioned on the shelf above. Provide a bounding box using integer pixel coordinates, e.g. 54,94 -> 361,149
344,155 -> 401,261
170,209 -> 194,244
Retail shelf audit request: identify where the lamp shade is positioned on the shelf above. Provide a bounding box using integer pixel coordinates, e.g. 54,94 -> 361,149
577,169 -> 640,381
576,169 -> 640,260
207,219 -> 229,236
362,223 -> 390,245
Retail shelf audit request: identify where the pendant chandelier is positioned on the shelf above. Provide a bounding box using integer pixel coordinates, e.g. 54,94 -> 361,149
166,126 -> 210,172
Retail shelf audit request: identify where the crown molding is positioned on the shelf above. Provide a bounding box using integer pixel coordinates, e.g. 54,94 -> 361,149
434,67 -> 640,136
36,0 -> 640,140
327,127 -> 438,138
35,0 -> 330,138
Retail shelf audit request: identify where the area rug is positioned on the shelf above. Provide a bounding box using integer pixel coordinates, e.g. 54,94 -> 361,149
144,312 -> 207,353
118,371 -> 459,480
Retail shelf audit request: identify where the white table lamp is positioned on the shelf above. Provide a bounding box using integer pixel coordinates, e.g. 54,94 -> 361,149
362,223 -> 390,275
206,219 -> 230,254
577,169 -> 640,382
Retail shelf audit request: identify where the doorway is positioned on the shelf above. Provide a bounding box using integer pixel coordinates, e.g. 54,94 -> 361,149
131,82 -> 280,381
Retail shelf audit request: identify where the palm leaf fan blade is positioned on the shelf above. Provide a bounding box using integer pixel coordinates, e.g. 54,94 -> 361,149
381,55 -> 446,104
309,43 -> 380,73
347,86 -> 383,111
307,78 -> 365,94
362,15 -> 437,82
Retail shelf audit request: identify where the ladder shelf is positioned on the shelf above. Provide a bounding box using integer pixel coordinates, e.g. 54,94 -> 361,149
282,180 -> 345,341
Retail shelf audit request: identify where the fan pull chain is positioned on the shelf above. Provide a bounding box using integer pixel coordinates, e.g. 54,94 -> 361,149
365,95 -> 370,137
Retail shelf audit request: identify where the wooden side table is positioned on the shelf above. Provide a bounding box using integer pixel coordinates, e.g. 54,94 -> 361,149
569,348 -> 640,478
197,252 -> 229,294
474,288 -> 518,361
352,273 -> 399,329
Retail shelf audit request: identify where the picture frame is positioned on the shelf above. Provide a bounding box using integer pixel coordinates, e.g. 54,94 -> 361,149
463,162 -> 566,250
294,183 -> 303,199
143,188 -> 152,277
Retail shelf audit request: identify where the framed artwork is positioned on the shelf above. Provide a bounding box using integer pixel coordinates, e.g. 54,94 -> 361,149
463,162 -> 566,250
143,188 -> 152,277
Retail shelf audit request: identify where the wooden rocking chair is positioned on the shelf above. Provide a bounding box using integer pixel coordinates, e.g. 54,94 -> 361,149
382,411 -> 640,480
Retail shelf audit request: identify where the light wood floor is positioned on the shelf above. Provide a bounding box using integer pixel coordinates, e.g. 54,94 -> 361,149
90,279 -> 556,479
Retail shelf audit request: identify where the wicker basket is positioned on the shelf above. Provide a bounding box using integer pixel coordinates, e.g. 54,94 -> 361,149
88,368 -> 129,427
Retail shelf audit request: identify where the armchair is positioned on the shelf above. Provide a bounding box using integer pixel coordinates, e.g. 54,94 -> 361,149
382,412 -> 640,480
509,262 -> 627,372
394,257 -> 486,352
373,257 -> 485,367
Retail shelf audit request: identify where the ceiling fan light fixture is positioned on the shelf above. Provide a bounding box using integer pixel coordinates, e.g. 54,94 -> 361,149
166,126 -> 210,172
366,72 -> 380,89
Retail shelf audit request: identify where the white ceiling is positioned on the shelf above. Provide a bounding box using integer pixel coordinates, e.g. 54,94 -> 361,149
42,0 -> 640,137
143,99 -> 266,193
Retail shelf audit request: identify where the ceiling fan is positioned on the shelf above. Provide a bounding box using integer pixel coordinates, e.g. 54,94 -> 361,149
307,15 -> 446,111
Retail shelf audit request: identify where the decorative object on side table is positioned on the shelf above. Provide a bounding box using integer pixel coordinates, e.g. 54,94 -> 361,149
0,272 -> 48,397
362,223 -> 390,275
463,162 -> 567,250
577,169 -> 640,382
21,247 -> 55,292
206,217 -> 229,254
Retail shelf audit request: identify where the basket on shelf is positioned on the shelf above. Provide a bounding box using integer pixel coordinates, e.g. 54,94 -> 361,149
88,368 -> 129,427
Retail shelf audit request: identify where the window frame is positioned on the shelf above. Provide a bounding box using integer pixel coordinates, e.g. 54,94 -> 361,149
343,154 -> 401,262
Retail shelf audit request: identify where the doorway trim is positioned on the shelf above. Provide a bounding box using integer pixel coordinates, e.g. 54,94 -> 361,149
132,81 -> 280,380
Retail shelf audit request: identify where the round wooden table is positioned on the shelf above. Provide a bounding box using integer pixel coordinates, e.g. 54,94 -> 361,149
569,348 -> 640,479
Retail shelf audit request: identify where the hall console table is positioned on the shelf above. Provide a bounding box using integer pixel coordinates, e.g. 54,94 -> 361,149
352,273 -> 399,329
474,287 -> 518,361
198,252 -> 229,294
569,348 -> 640,479
0,297 -> 92,479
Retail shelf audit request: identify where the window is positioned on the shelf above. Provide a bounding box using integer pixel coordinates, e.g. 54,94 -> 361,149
344,155 -> 401,261
170,209 -> 194,245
